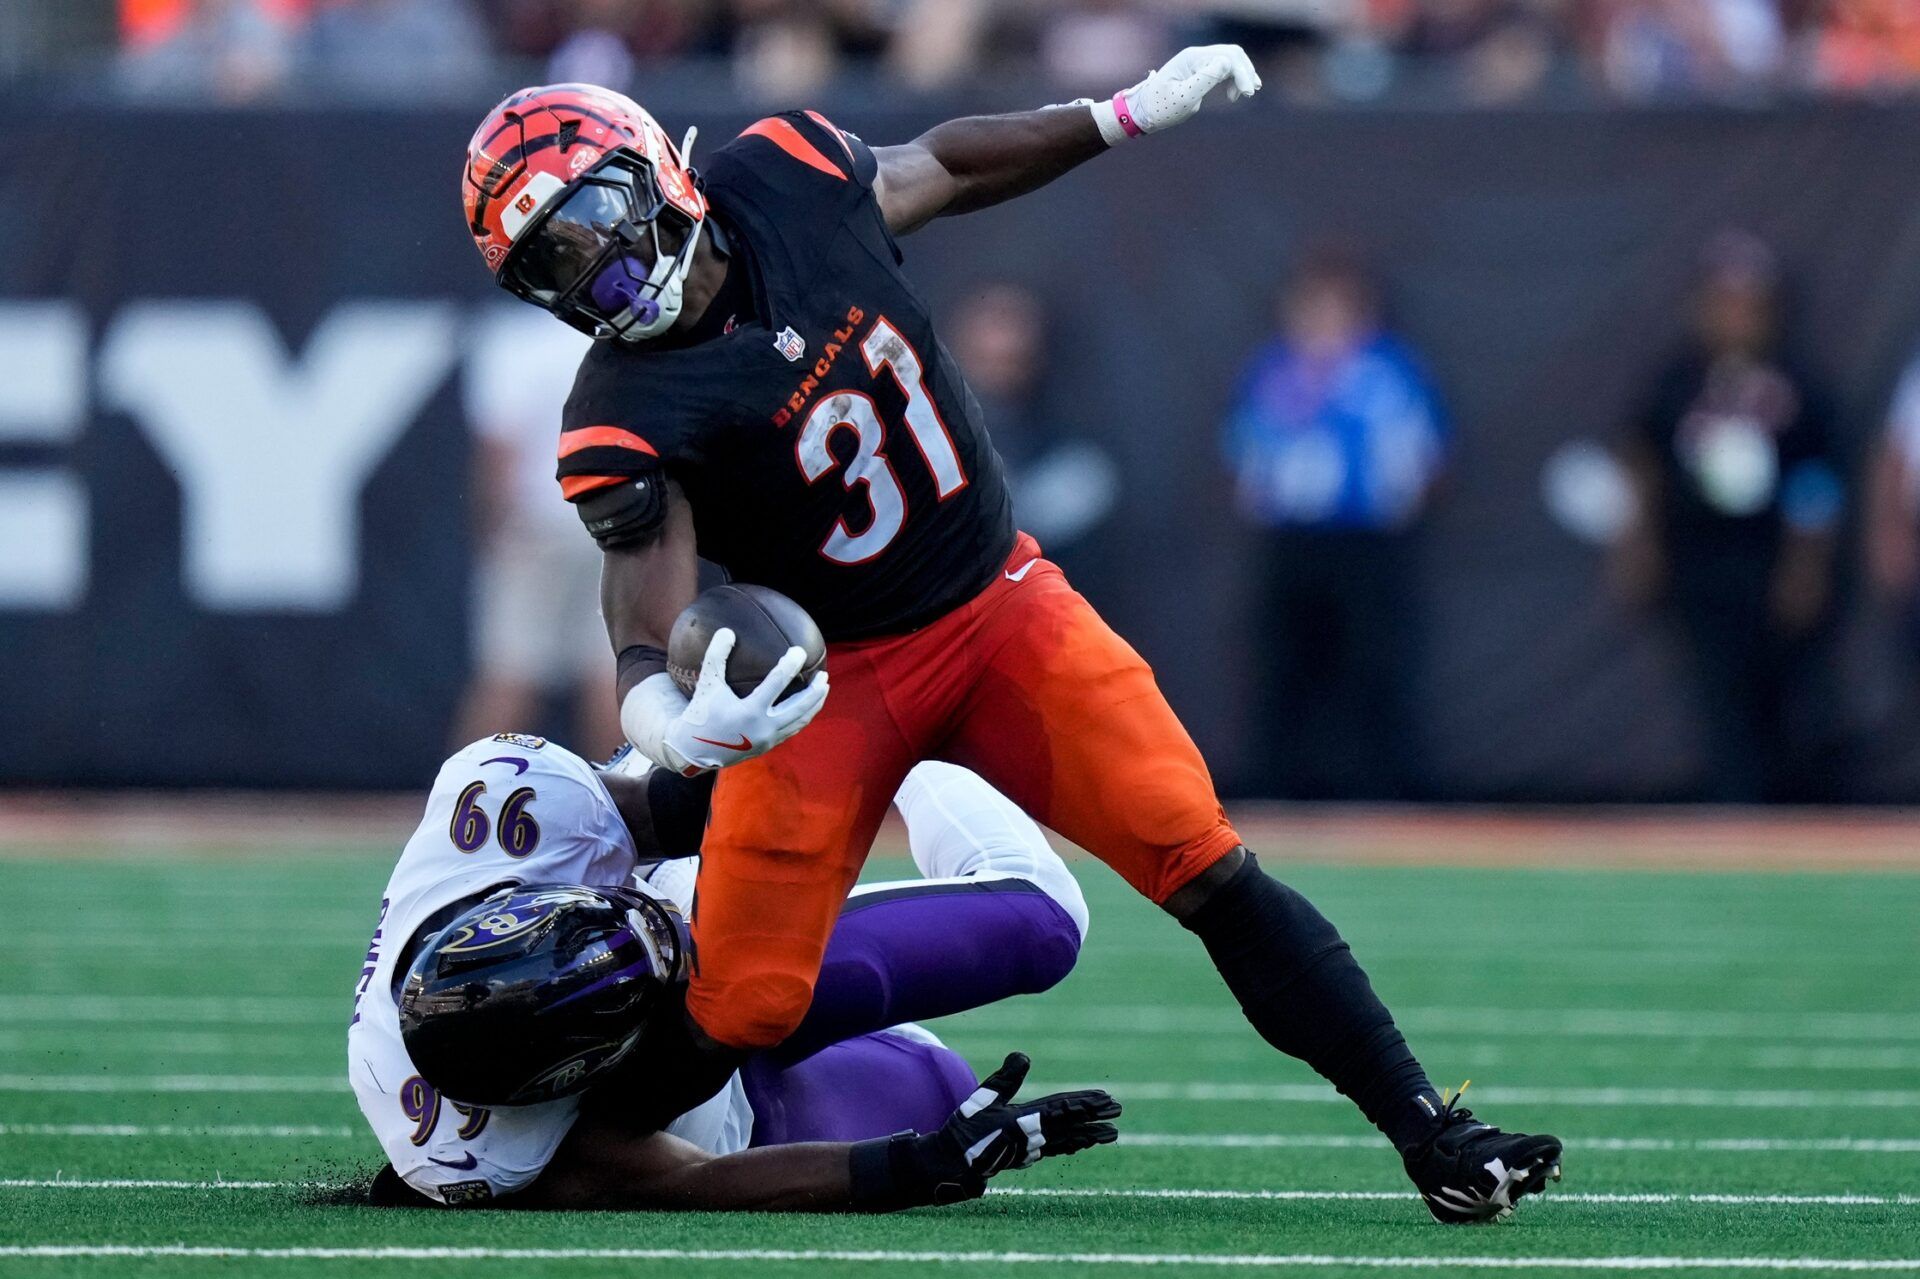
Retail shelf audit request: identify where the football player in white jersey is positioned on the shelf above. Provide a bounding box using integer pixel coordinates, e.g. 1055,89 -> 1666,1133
348,732 -> 1111,1209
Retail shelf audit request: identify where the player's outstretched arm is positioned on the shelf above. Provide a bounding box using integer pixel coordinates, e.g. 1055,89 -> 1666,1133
872,44 -> 1261,235
522,1053 -> 1119,1212
521,1127 -> 860,1211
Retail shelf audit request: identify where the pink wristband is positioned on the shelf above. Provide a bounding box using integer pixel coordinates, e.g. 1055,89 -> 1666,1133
1111,91 -> 1144,139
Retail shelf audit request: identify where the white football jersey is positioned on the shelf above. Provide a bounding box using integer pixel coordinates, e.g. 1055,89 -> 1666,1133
346,735 -> 749,1204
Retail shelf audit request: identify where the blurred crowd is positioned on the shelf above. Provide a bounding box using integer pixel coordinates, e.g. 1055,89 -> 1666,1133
1215,226 -> 1920,804
107,0 -> 1920,104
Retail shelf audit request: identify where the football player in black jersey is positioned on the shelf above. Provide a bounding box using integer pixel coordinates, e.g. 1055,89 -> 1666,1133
460,60 -> 1562,1222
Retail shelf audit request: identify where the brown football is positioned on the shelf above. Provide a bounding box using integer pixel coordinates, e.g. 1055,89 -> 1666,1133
667,583 -> 827,701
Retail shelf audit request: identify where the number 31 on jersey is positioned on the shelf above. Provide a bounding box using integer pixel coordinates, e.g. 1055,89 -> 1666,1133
795,316 -> 968,566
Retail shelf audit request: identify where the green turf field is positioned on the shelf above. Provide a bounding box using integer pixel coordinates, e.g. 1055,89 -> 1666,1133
4,845 -> 1918,1276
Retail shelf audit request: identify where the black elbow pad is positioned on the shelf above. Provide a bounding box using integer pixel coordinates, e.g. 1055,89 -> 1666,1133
573,473 -> 666,549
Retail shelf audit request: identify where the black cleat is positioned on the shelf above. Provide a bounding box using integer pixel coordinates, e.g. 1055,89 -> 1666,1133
1400,1083 -> 1563,1223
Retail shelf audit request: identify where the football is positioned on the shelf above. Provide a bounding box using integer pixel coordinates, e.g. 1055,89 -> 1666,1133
667,583 -> 827,701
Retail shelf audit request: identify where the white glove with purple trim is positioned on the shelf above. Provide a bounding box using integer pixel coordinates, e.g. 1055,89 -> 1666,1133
1090,44 -> 1263,146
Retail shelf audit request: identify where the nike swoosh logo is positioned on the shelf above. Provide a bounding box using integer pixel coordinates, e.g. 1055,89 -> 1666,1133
1005,559 -> 1039,583
428,1153 -> 478,1170
479,756 -> 529,775
692,733 -> 753,753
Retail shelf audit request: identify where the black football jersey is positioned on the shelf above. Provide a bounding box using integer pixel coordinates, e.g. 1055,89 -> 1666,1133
558,110 -> 1016,641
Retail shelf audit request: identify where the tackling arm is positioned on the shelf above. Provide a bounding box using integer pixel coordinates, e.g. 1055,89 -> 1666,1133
599,767 -> 715,860
522,1053 -> 1118,1212
521,1127 -> 856,1211
872,44 -> 1261,235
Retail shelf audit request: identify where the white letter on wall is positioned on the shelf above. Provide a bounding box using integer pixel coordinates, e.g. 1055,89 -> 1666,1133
0,302 -> 88,609
100,302 -> 456,610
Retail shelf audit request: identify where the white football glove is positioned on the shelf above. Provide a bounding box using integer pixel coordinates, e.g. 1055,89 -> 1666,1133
620,628 -> 829,777
1090,44 -> 1262,146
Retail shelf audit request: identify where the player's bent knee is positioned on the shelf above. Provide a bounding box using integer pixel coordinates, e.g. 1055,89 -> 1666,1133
1136,824 -> 1245,909
692,972 -> 818,1052
1026,920 -> 1080,994
1011,893 -> 1083,995
1029,860 -> 1091,944
964,872 -> 1084,991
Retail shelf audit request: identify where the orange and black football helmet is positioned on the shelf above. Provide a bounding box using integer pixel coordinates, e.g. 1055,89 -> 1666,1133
463,84 -> 708,342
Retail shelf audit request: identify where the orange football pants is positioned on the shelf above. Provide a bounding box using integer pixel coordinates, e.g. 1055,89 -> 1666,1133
688,533 -> 1244,1050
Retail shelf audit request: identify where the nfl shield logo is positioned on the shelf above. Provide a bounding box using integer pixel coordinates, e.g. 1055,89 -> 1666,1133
774,326 -> 806,362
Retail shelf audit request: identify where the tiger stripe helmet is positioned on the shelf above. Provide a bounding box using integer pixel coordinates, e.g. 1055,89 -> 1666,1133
463,84 -> 708,341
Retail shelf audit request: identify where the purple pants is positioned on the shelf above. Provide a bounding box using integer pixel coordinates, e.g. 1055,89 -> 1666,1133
741,876 -> 1080,1146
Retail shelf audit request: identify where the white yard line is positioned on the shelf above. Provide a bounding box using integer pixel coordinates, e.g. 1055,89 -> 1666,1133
958,1040 -> 1920,1075
4,1126 -> 1917,1156
1121,1134 -> 1920,1154
8,997 -> 1919,1042
0,1032 -> 326,1057
0,1124 -> 357,1138
1,1180 -> 305,1190
0,1075 -> 348,1093
1036,1083 -> 1920,1109
7,930 -> 341,943
17,1029 -> 1917,1075
0,996 -> 339,1023
963,1007 -> 1920,1043
5,1074 -> 1918,1108
993,1189 -> 1920,1207
1,1245 -> 1919,1271
7,1179 -> 1917,1208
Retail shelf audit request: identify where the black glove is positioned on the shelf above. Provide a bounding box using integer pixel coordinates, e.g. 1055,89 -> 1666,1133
849,1052 -> 1121,1210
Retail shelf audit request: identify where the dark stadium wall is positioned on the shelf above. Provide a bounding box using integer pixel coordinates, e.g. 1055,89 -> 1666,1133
4,99 -> 1919,798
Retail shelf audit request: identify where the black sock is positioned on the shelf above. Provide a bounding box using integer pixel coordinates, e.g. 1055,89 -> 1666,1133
1180,851 -> 1441,1152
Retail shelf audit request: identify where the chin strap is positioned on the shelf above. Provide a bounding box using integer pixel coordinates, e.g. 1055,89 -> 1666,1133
609,126 -> 709,343
613,213 -> 706,342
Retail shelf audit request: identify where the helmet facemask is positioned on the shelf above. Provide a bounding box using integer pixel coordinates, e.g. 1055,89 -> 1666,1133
499,150 -> 704,344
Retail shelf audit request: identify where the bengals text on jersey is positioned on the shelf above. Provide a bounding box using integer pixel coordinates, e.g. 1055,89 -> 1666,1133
555,111 -> 1015,641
